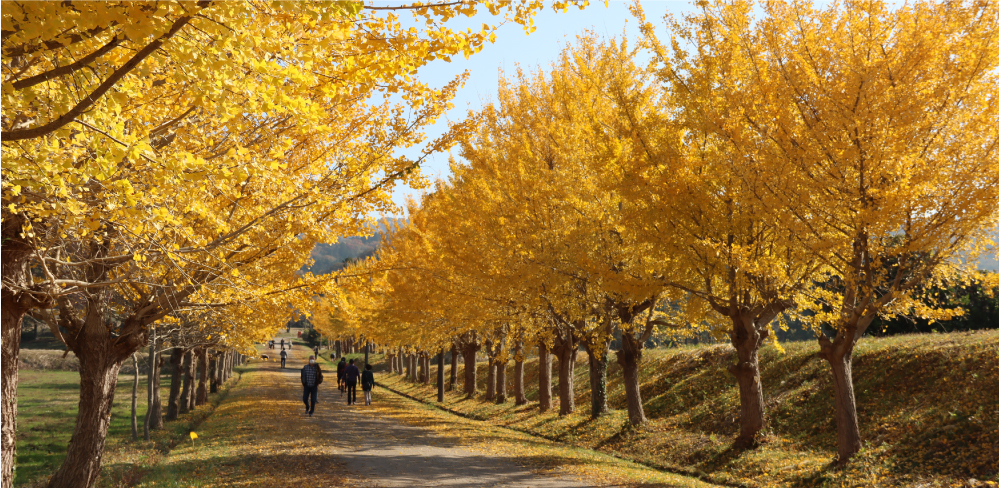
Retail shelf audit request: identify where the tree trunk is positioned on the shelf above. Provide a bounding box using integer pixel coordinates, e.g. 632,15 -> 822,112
616,333 -> 647,426
423,354 -> 431,385
553,331 -> 577,416
1,296 -> 25,488
144,328 -> 159,439
584,341 -> 610,418
728,316 -> 767,448
47,332 -> 130,487
221,351 -> 228,383
166,347 -> 184,422
514,359 -> 526,406
484,340 -> 496,401
462,342 -> 479,397
820,333 -> 863,463
1,224 -> 38,488
219,351 -> 226,383
209,353 -> 218,394
436,352 -> 445,403
166,348 -> 185,421
538,341 -> 553,413
196,348 -> 208,405
179,350 -> 194,414
495,356 -> 508,404
407,353 -> 414,381
187,350 -> 198,410
449,343 -> 458,391
418,353 -> 426,383
131,353 -> 139,441
222,351 -> 231,382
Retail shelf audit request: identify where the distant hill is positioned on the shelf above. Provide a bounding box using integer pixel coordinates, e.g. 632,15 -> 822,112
304,218 -> 403,275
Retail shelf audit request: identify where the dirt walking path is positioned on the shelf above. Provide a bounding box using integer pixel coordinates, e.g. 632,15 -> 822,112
149,337 -> 712,486
280,343 -> 588,487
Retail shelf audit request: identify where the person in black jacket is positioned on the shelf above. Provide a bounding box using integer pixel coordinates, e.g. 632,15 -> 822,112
336,357 -> 347,395
342,359 -> 360,405
301,356 -> 323,416
361,363 -> 376,406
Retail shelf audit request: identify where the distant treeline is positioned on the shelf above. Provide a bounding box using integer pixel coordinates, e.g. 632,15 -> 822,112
303,218 -> 402,275
305,235 -> 381,275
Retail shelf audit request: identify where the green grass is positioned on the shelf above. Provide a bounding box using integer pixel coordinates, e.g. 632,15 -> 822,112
14,370 -> 172,486
14,363 -> 246,487
378,330 -> 999,487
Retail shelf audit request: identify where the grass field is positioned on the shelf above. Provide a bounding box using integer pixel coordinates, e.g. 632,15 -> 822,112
379,330 -> 999,487
14,370 -> 164,486
14,359 -> 240,486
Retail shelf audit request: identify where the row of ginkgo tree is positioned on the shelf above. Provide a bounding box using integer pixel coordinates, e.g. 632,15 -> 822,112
322,0 -> 999,465
1,2 -> 580,487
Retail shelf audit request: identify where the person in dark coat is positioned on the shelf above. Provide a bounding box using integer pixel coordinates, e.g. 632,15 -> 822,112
300,356 -> 323,416
279,349 -> 287,368
361,363 -> 376,406
343,359 -> 360,405
336,357 -> 347,394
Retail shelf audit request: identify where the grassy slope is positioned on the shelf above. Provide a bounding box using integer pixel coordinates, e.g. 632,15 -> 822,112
379,330 -> 999,487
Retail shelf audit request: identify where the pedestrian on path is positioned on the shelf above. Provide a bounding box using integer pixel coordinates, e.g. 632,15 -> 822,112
280,349 -> 287,368
343,359 -> 360,405
280,338 -> 285,350
336,357 -> 347,395
301,355 -> 324,416
361,363 -> 376,406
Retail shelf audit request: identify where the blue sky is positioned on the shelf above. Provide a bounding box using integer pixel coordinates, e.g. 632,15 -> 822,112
384,1 -> 696,214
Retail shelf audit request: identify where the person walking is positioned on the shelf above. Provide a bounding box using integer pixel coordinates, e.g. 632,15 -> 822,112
336,357 -> 347,395
279,349 -> 287,368
280,338 -> 285,350
361,363 -> 376,406
300,356 -> 323,416
343,359 -> 360,405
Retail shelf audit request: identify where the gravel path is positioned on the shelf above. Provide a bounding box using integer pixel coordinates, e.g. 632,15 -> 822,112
274,344 -> 589,487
